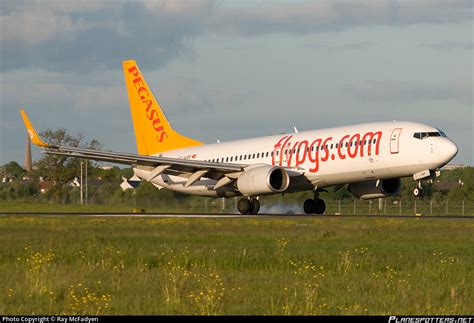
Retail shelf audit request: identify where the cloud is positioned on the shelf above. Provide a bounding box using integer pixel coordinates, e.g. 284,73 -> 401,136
1,0 -> 472,72
208,0 -> 473,36
0,0 -> 216,72
421,41 -> 474,51
346,80 -> 472,105
304,41 -> 375,51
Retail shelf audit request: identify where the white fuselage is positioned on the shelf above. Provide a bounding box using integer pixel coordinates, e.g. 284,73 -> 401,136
134,121 -> 458,197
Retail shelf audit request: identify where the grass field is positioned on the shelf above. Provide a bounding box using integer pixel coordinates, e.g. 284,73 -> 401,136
0,215 -> 472,315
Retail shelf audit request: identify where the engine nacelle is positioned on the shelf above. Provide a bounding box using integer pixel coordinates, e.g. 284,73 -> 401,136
236,165 -> 290,196
348,178 -> 401,200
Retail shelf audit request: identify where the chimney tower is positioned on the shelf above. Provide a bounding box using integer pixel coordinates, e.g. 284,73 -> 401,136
24,134 -> 32,172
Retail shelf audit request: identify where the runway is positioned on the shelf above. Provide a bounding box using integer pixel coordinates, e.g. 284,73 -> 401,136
1,212 -> 472,219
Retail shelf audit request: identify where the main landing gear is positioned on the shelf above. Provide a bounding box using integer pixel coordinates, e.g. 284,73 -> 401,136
303,197 -> 326,214
237,197 -> 260,215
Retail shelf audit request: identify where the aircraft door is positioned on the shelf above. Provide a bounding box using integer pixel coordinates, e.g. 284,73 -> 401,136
390,128 -> 402,154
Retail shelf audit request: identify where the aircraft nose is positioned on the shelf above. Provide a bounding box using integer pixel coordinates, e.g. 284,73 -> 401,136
439,140 -> 458,164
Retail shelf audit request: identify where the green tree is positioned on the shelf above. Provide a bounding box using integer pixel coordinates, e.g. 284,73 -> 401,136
33,128 -> 103,204
1,161 -> 27,178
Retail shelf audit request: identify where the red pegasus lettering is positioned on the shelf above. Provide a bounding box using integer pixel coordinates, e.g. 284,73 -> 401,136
272,136 -> 289,166
308,138 -> 322,173
152,118 -> 164,132
278,136 -> 293,166
128,66 -> 139,77
338,135 -> 350,160
147,108 -> 158,121
157,132 -> 168,142
347,134 -> 360,158
360,131 -> 382,157
286,141 -> 300,167
129,65 -> 168,143
295,140 -> 308,168
320,137 -> 332,162
138,87 -> 149,101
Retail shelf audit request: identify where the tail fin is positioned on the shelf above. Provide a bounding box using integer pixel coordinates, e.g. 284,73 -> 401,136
123,60 -> 202,155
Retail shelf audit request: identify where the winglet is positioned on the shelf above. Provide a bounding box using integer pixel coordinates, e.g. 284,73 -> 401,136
19,109 -> 49,147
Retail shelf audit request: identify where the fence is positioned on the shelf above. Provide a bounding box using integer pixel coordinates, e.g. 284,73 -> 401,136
323,198 -> 471,216
160,197 -> 473,216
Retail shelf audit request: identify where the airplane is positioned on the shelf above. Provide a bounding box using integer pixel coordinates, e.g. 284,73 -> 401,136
20,60 -> 458,215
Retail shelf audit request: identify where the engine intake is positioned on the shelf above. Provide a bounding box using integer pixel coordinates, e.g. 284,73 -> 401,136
236,165 -> 290,196
349,178 -> 401,199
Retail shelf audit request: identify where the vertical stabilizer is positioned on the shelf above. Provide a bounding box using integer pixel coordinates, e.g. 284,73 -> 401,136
123,60 -> 202,155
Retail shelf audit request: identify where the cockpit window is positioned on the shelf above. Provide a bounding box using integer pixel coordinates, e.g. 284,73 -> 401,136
413,131 -> 445,140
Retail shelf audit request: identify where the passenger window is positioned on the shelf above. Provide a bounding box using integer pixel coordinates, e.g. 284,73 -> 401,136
252,154 -> 255,159
345,142 -> 348,148
330,144 -> 333,149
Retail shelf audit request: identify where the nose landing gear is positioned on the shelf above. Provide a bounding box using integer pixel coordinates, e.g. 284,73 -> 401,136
412,170 -> 439,198
413,186 -> 424,197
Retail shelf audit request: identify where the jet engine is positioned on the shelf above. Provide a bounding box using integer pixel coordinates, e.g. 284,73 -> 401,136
348,178 -> 401,199
236,165 -> 290,196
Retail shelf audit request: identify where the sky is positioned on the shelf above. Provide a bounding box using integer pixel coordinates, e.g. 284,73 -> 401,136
0,0 -> 473,166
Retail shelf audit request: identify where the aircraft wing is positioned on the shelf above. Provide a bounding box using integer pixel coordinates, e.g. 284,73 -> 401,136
44,146 -> 244,174
20,110 -> 245,181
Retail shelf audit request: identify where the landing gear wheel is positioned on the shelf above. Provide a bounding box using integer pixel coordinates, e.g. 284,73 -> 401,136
237,198 -> 251,215
413,187 -> 424,197
303,199 -> 315,214
314,199 -> 326,214
250,199 -> 260,215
